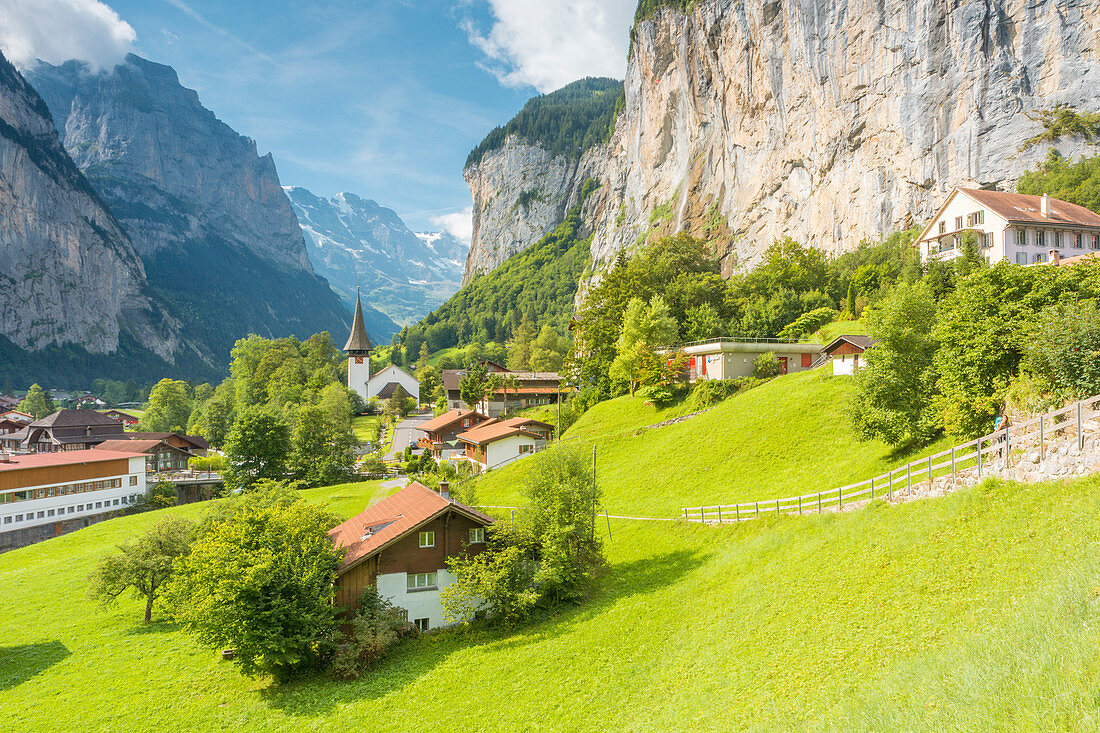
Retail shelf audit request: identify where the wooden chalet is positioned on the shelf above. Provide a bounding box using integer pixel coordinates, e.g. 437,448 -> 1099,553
417,409 -> 489,458
822,335 -> 878,376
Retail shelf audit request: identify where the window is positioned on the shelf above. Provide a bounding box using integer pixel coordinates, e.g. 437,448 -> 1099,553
95,502 -> 102,509
966,211 -> 984,227
129,475 -> 138,486
955,215 -> 963,230
414,618 -> 430,631
407,572 -> 437,590
419,531 -> 435,548
1016,252 -> 1027,265
519,444 -> 533,454
68,507 -> 74,514
462,419 -> 471,427
1034,253 -> 1045,264
470,527 -> 485,544
77,505 -> 84,512
1055,232 -> 1063,247
1038,230 -> 1047,247
14,514 -> 22,522
112,478 -> 122,488
938,221 -> 946,234
47,509 -> 55,517
113,499 -> 120,506
3,516 -> 10,524
37,511 -> 44,518
1094,235 -> 1100,250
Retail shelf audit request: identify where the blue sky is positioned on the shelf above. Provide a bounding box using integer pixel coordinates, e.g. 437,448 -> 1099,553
0,0 -> 636,237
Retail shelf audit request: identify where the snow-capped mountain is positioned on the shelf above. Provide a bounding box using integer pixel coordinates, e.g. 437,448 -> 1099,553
285,187 -> 467,326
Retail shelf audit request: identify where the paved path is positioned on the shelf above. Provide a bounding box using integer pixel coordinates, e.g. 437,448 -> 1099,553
384,414 -> 431,461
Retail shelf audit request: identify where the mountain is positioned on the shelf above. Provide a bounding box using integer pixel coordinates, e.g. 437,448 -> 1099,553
0,49 -> 199,386
463,0 -> 1100,285
286,187 -> 466,325
21,54 -> 397,374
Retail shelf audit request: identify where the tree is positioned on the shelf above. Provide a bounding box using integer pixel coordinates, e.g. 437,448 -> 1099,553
330,587 -> 409,680
416,342 -> 431,370
415,365 -> 441,405
87,516 -> 194,622
849,281 -> 940,446
385,385 -> 415,419
166,491 -> 342,681
142,379 -> 192,433
609,296 -> 678,395
752,352 -> 780,379
507,315 -> 538,370
529,325 -> 568,372
681,303 -> 726,342
224,407 -> 291,490
845,281 -> 857,318
19,383 -> 55,419
1023,300 -> 1100,402
459,363 -> 489,409
290,405 -> 356,486
776,307 -> 837,341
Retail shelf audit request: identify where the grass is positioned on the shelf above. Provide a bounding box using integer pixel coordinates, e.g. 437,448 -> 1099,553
470,367 -> 950,516
5,473 -> 1100,730
351,414 -> 380,444
815,318 -> 868,343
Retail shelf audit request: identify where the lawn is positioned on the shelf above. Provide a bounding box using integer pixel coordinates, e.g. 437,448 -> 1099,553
469,367 -> 951,516
815,318 -> 868,343
4,474 -> 1100,730
351,414 -> 380,444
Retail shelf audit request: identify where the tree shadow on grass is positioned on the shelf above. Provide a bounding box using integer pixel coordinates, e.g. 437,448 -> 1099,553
0,641 -> 71,691
261,548 -> 707,718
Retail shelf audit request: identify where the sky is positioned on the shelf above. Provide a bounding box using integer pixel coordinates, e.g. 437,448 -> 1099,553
0,0 -> 637,239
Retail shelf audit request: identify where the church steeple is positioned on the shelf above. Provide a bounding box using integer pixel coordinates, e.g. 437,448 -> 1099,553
343,288 -> 373,354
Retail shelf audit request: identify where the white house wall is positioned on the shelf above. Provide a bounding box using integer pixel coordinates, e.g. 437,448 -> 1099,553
377,568 -> 458,629
0,456 -> 147,531
367,366 -> 420,403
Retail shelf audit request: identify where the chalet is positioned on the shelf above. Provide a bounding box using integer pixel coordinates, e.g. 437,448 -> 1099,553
102,409 -> 140,428
71,395 -> 107,409
442,363 -> 568,417
417,409 -> 489,459
681,339 -> 823,381
366,365 -> 421,404
918,188 -> 1100,265
0,396 -> 20,411
2,409 -> 127,453
457,417 -> 553,471
0,449 -> 147,545
0,419 -> 25,437
821,335 -> 878,376
0,410 -> 33,424
329,482 -> 493,630
126,432 -> 210,456
94,439 -> 193,474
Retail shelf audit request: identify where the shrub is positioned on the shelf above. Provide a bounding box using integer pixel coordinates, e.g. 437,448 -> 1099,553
752,352 -> 780,379
188,455 -> 228,473
637,382 -> 688,408
777,307 -> 837,340
330,588 -> 409,680
688,379 -> 740,409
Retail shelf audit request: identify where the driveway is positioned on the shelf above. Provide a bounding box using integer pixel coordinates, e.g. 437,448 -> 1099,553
384,413 -> 431,461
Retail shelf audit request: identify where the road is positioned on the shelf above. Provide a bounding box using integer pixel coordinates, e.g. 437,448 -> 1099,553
384,413 -> 431,461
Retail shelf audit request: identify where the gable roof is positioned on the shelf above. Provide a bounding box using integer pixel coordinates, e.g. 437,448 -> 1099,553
0,448 -> 145,471
125,432 -> 210,451
457,417 -> 550,446
958,188 -> 1100,228
823,335 -> 878,354
343,290 -> 374,353
419,409 -> 487,434
94,439 -> 168,454
32,409 -> 122,428
329,482 -> 493,572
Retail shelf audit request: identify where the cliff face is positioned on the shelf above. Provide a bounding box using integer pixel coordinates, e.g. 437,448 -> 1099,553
23,55 -> 388,361
287,187 -> 467,325
0,51 -> 171,357
464,0 -> 1100,285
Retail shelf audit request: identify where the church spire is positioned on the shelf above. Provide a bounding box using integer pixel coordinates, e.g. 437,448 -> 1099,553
343,287 -> 373,353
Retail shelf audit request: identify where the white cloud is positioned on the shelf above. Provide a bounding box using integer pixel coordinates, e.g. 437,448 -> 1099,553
431,207 -> 474,244
464,0 -> 635,93
0,0 -> 135,70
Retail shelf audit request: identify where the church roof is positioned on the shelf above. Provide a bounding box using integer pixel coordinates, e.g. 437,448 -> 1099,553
343,290 -> 374,353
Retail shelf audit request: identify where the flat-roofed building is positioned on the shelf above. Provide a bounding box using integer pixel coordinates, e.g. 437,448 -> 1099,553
0,449 -> 147,550
681,339 -> 823,381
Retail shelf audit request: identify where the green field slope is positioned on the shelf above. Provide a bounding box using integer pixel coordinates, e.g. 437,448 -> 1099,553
471,367 -> 950,516
4,474 -> 1100,730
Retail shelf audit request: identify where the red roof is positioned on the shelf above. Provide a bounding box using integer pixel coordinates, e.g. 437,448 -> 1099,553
0,448 -> 145,471
457,417 -> 552,446
329,482 -> 493,571
419,408 -> 487,434
960,188 -> 1100,228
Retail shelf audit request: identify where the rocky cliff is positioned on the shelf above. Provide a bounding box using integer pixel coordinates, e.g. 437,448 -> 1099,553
286,187 -> 466,325
465,0 -> 1100,284
23,55 -> 397,362
0,50 -> 173,361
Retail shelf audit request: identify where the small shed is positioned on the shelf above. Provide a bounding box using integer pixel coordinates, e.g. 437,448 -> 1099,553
822,335 -> 878,376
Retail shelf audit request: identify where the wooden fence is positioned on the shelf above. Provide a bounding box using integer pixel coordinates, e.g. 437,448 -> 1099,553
682,394 -> 1100,524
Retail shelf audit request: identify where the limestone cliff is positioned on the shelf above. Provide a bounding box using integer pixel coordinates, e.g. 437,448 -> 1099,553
464,0 -> 1100,285
0,50 -> 172,358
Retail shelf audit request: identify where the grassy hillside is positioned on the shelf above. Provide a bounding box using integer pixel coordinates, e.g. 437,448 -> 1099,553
470,367 -> 950,515
5,472 -> 1100,730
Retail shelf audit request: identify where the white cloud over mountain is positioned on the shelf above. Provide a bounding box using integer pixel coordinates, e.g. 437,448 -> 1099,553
0,0 -> 135,70
432,207 -> 474,244
465,0 -> 635,93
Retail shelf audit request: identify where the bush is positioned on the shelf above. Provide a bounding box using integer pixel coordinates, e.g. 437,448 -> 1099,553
188,455 -> 228,473
688,379 -> 739,409
752,352 -> 780,379
330,588 -> 409,680
637,382 -> 688,408
777,307 -> 837,340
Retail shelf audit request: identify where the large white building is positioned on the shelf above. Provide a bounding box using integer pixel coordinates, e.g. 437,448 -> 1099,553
0,449 -> 148,538
681,339 -> 823,381
344,290 -> 419,404
918,188 -> 1100,265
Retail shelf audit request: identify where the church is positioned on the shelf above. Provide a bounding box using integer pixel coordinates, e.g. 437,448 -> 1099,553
345,290 -> 420,405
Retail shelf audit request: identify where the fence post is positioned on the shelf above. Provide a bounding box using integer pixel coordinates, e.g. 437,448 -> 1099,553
818,492 -> 822,513
928,456 -> 933,484
871,477 -> 875,500
776,498 -> 780,515
1040,415 -> 1045,460
907,464 -> 912,494
798,496 -> 802,515
839,486 -> 843,510
1005,426 -> 1011,468
978,439 -> 982,477
888,472 -> 893,502
1079,402 -> 1085,452
700,507 -> 705,523
717,505 -> 722,523
736,505 -> 739,522
756,502 -> 760,518
951,447 -> 956,483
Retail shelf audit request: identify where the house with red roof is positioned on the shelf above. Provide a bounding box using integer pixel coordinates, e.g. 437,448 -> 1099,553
416,408 -> 489,458
918,188 -> 1100,266
329,481 -> 493,630
457,417 -> 553,471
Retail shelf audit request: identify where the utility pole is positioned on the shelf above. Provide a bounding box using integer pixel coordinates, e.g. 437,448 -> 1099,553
591,445 -> 597,542
556,378 -> 561,442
